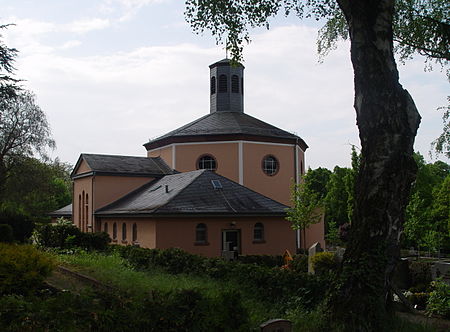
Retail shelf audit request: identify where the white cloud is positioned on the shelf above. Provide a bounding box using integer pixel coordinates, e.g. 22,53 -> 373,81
67,18 -> 111,33
60,40 -> 82,49
9,22 -> 448,169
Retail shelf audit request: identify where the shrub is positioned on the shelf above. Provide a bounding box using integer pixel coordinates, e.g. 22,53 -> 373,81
409,261 -> 432,291
0,224 -> 14,243
70,232 -> 111,251
0,243 -> 55,295
237,254 -> 283,267
114,245 -> 327,308
290,254 -> 308,273
33,219 -> 111,251
33,220 -> 81,249
310,251 -> 337,275
427,280 -> 450,318
0,209 -> 34,242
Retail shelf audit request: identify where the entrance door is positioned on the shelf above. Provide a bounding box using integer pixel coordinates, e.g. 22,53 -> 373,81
222,230 -> 241,253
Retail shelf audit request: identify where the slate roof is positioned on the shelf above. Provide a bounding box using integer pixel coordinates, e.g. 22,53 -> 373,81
49,203 -> 72,217
96,169 -> 288,216
144,111 -> 308,150
72,154 -> 173,178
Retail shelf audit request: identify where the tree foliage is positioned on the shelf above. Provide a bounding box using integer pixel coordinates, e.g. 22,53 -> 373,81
0,91 -> 55,196
431,97 -> 450,158
286,177 -> 323,251
1,157 -> 72,221
0,24 -> 19,99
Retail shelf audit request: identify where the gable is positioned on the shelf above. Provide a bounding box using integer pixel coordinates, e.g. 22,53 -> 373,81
74,159 -> 92,175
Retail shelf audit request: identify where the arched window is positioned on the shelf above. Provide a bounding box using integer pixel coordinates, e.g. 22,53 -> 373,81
104,222 -> 108,233
122,223 -> 127,241
113,223 -> 117,240
210,76 -> 216,94
262,155 -> 279,176
300,160 -> 304,175
78,194 -> 81,227
82,191 -> 85,231
241,77 -> 244,95
85,193 -> 89,226
231,75 -> 239,93
218,74 -> 227,92
132,223 -> 137,242
254,223 -> 264,241
197,155 -> 217,171
196,223 -> 207,243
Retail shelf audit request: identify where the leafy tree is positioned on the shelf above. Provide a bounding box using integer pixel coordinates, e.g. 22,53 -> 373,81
431,98 -> 449,158
0,91 -> 55,197
185,0 -> 447,329
0,24 -> 19,99
2,157 -> 72,221
303,167 -> 332,200
324,166 -> 351,226
286,180 -> 323,252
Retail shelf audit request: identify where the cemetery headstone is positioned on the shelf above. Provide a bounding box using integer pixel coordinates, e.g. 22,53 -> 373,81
308,242 -> 323,274
260,319 -> 292,332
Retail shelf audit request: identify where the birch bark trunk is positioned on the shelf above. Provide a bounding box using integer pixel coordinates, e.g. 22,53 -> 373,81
329,0 -> 421,330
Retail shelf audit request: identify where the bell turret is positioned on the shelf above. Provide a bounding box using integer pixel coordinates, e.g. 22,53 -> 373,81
209,59 -> 244,113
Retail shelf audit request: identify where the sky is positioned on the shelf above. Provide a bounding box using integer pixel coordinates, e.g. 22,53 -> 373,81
2,0 -> 448,170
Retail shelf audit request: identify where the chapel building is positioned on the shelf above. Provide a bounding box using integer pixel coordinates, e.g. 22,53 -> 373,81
69,59 -> 325,257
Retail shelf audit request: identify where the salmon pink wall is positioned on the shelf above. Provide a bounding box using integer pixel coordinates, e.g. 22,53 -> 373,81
155,216 -> 296,257
242,142 -> 295,206
174,143 -> 239,181
100,218 -> 156,248
75,159 -> 91,175
148,146 -> 173,168
73,176 -> 92,232
93,176 -> 154,210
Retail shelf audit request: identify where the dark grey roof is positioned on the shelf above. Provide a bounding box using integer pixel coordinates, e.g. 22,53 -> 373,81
96,170 -> 288,216
49,203 -> 72,217
72,154 -> 173,178
144,111 -> 307,149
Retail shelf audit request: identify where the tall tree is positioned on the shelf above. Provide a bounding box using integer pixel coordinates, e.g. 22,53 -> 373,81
286,179 -> 323,252
0,91 -> 55,197
0,24 -> 19,99
185,0 -> 448,329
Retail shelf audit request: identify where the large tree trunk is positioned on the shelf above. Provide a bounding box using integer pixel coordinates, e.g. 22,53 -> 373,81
328,0 -> 421,330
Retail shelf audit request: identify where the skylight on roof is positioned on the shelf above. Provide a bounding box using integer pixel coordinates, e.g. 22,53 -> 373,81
211,179 -> 223,190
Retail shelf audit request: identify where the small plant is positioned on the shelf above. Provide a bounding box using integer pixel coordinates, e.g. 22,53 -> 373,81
310,252 -> 337,275
290,254 -> 308,273
427,279 -> 450,318
0,243 -> 55,295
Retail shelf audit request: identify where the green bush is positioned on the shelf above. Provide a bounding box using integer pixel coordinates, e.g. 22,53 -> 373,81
114,245 -> 326,308
409,261 -> 432,291
0,243 -> 55,295
0,287 -> 251,331
427,280 -> 450,318
290,254 -> 308,273
0,224 -> 14,243
0,209 -> 34,242
310,251 -> 338,275
33,219 -> 111,251
237,254 -> 283,267
33,220 -> 81,248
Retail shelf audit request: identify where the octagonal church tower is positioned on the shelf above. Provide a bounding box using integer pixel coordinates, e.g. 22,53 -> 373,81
145,59 -> 308,206
145,58 -> 323,249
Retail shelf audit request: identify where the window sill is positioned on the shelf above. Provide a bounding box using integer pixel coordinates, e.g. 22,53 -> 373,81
194,241 -> 209,246
252,240 -> 266,244
112,239 -> 117,243
121,240 -> 128,244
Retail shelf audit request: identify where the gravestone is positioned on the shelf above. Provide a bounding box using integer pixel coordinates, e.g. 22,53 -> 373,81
260,319 -> 292,332
308,242 -> 323,274
334,247 -> 346,263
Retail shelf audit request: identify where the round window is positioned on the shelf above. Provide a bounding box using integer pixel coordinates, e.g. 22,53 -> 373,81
197,155 -> 217,171
262,155 -> 279,176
